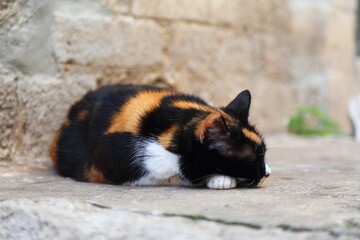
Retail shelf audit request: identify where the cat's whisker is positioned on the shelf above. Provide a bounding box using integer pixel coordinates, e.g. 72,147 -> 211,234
234,177 -> 258,188
235,178 -> 250,184
265,144 -> 283,149
255,142 -> 261,151
245,178 -> 256,188
264,124 -> 286,136
216,167 -> 223,172
191,174 -> 218,183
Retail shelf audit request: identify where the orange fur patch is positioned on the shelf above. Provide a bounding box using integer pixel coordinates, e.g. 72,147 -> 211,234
172,100 -> 236,124
218,110 -> 237,124
77,110 -> 88,121
49,129 -> 61,166
158,125 -> 179,149
106,90 -> 173,134
157,176 -> 187,186
88,166 -> 109,184
172,101 -> 214,112
50,119 -> 73,166
63,120 -> 71,127
195,112 -> 222,143
242,128 -> 262,144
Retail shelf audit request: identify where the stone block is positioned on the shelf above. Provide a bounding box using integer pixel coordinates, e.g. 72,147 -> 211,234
16,74 -> 96,158
167,24 -> 222,71
166,24 -> 236,102
210,0 -> 289,31
53,13 -> 165,69
132,0 -> 288,31
247,81 -> 298,133
0,66 -> 19,161
165,23 -> 294,132
167,24 -> 260,80
0,0 -> 57,75
210,0 -> 251,27
327,7 -> 356,134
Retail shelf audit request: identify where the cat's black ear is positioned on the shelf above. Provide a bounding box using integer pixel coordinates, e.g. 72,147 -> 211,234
226,90 -> 251,121
197,112 -> 229,148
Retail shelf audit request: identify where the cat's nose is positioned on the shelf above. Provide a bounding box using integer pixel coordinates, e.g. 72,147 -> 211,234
265,161 -> 271,177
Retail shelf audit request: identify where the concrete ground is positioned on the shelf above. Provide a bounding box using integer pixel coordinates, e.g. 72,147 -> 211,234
0,135 -> 359,240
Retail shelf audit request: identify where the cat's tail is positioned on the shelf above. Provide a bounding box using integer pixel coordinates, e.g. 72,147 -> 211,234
49,98 -> 93,181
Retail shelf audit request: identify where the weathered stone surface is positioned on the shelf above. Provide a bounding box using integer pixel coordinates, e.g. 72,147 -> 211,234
0,135 -> 359,239
165,24 -> 293,132
289,0 -> 334,109
15,74 -> 96,158
0,198 -> 341,240
51,0 -> 165,85
210,0 -> 289,31
0,66 -> 19,161
327,1 -> 356,134
248,81 -> 298,133
0,0 -> 57,75
166,24 -> 263,93
132,0 -> 289,32
288,0 -> 357,134
53,13 -> 165,69
132,0 -> 211,22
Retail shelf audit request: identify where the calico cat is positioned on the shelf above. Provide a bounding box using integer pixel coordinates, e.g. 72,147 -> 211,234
50,84 -> 271,189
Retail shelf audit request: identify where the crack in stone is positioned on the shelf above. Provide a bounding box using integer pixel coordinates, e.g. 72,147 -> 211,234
276,224 -> 320,233
89,202 -> 111,209
88,202 -> 262,229
162,213 -> 263,229
87,201 -> 360,237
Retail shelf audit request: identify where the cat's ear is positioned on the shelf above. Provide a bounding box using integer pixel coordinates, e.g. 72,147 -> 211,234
198,112 -> 229,147
226,90 -> 251,121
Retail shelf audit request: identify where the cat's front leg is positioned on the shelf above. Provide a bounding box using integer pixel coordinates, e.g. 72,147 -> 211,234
206,175 -> 237,190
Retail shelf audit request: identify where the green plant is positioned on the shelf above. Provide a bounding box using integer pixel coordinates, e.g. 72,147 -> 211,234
288,106 -> 340,136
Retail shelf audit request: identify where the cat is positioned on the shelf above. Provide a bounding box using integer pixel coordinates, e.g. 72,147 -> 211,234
50,84 -> 271,189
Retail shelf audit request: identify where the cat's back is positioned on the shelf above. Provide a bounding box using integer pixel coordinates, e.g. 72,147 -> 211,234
84,84 -> 176,135
74,84 -> 165,113
66,84 -> 170,127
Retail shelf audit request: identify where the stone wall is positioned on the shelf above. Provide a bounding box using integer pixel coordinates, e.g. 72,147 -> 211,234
289,0 -> 359,134
0,0 -> 358,161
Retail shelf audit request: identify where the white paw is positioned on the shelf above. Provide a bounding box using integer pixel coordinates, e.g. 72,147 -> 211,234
206,175 -> 236,190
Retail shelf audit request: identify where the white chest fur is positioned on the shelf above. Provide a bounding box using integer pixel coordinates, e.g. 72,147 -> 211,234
132,140 -> 181,186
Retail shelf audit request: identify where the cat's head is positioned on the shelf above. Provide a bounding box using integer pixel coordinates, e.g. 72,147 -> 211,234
193,90 -> 271,187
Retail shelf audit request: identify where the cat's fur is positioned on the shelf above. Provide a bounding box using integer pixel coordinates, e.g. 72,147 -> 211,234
50,84 -> 271,189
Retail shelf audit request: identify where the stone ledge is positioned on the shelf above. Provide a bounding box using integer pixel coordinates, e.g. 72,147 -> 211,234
1,198 -> 358,240
1,136 -> 359,239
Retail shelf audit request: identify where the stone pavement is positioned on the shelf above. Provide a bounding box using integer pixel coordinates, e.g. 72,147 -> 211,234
0,135 -> 360,240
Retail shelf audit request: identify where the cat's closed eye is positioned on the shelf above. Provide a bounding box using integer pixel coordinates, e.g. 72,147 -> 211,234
218,144 -> 256,161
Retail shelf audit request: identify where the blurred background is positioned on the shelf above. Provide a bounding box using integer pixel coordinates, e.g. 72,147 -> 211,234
1,0 -> 359,162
